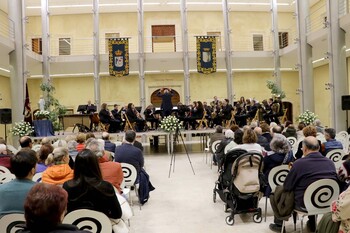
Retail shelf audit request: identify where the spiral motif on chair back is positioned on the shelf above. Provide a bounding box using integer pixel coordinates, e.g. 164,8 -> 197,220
6,220 -> 25,233
287,137 -> 296,147
272,168 -> 289,186
122,167 -> 133,183
211,140 -> 221,154
71,217 -> 103,233
310,185 -> 334,209
327,150 -> 343,163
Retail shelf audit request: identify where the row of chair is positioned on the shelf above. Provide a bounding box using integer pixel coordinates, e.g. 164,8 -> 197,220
266,164 -> 340,233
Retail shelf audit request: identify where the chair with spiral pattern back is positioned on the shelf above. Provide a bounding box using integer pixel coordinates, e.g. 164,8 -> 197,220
264,165 -> 290,222
282,179 -> 339,233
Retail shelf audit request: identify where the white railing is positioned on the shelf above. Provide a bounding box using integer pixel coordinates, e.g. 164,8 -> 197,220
28,31 -> 295,56
306,1 -> 327,34
0,10 -> 14,41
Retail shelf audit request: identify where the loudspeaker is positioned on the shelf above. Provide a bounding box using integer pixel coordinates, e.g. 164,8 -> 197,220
342,96 -> 350,110
0,108 -> 12,124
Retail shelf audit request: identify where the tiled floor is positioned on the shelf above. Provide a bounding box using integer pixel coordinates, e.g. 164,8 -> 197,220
128,150 -> 309,233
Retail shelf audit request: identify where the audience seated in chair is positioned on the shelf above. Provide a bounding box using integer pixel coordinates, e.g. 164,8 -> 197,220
321,128 -> 343,156
18,183 -> 88,233
63,149 -> 122,222
36,144 -> 54,173
263,134 -> 294,196
42,147 -> 74,185
102,132 -> 117,153
115,130 -> 144,177
0,149 -> 37,215
86,139 -> 124,195
0,144 -> 11,169
269,136 -> 338,232
209,126 -> 225,166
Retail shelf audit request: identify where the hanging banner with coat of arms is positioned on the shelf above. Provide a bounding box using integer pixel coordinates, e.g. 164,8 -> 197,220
196,36 -> 216,74
108,38 -> 129,77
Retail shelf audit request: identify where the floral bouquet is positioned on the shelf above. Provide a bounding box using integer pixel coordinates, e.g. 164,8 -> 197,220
159,115 -> 183,133
297,110 -> 317,125
34,110 -> 50,119
10,121 -> 34,137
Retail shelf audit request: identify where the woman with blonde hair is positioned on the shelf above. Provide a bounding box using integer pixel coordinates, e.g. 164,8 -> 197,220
42,147 -> 74,185
234,128 -> 263,153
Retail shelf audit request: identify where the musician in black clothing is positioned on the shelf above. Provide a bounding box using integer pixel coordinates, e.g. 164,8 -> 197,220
99,103 -> 119,133
221,99 -> 233,120
126,103 -> 145,132
86,100 -> 96,114
110,104 -> 122,132
144,104 -> 160,129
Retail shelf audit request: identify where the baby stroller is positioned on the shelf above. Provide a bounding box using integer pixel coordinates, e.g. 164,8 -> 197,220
213,149 -> 264,225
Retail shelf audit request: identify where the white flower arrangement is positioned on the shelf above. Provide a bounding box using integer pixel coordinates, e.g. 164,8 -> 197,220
34,110 -> 50,119
159,115 -> 183,133
10,121 -> 34,137
297,110 -> 318,125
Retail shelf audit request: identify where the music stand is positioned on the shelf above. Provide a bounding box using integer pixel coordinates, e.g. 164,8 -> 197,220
77,105 -> 87,114
168,126 -> 195,178
75,105 -> 89,132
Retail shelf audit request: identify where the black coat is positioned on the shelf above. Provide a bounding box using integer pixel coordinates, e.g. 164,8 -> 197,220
157,91 -> 174,112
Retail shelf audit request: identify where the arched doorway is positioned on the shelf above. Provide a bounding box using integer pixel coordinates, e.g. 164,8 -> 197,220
150,89 -> 180,107
282,101 -> 293,123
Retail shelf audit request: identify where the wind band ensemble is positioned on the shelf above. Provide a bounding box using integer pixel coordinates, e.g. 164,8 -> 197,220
80,94 -> 286,133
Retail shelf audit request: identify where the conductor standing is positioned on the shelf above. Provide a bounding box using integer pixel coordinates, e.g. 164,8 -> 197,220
157,88 -> 174,117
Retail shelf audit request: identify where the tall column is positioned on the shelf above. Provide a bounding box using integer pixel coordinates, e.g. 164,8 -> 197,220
296,0 -> 314,112
93,0 -> 101,111
8,0 -> 26,137
326,0 -> 348,131
222,0 -> 234,104
137,0 -> 146,112
41,0 -> 50,97
271,0 -> 281,87
180,0 -> 190,105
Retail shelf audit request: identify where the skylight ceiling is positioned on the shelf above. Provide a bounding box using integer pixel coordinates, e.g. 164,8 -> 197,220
0,0 -> 321,16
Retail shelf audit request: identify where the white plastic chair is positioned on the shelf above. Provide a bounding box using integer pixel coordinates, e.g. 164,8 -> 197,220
210,140 -> 221,169
286,137 -> 297,149
264,165 -> 290,222
32,172 -> 43,182
204,138 -> 211,164
0,165 -> 15,184
63,209 -> 113,233
0,213 -> 25,232
335,131 -> 349,153
316,132 -> 326,143
325,149 -> 346,170
282,179 -> 340,233
120,163 -> 139,208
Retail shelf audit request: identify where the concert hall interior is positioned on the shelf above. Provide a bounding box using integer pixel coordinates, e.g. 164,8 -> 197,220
0,0 -> 350,232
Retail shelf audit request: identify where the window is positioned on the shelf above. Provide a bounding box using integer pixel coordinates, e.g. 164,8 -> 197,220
278,32 -> 288,49
207,32 -> 222,51
105,33 -> 120,53
151,25 -> 176,52
59,38 -> 71,55
253,34 -> 263,51
32,38 -> 42,54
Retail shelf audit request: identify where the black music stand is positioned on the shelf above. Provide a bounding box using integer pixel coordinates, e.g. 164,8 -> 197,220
77,105 -> 87,114
74,105 -> 89,132
168,126 -> 195,178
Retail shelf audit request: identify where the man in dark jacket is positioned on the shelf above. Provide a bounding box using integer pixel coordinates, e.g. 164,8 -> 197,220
269,136 -> 338,232
101,132 -> 116,153
157,88 -> 174,117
